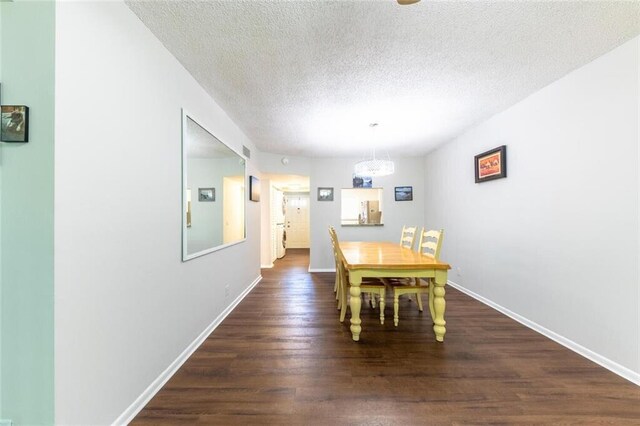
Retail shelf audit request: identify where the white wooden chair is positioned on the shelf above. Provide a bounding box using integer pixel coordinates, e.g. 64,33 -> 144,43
391,228 -> 444,326
330,226 -> 340,296
329,227 -> 387,324
381,225 -> 419,299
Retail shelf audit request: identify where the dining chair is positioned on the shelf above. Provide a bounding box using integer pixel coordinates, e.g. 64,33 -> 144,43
328,227 -> 387,324
329,226 -> 340,296
391,228 -> 444,326
381,225 -> 418,301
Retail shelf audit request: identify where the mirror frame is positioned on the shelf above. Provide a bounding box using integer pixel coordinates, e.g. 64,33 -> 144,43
182,109 -> 247,261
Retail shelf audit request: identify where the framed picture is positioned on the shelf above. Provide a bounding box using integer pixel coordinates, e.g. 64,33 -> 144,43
1,105 -> 29,143
352,175 -> 372,188
475,145 -> 507,183
249,175 -> 260,202
317,187 -> 334,201
395,186 -> 413,201
198,187 -> 215,202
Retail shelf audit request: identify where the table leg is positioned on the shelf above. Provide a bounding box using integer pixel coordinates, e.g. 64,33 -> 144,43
432,270 -> 447,342
349,273 -> 362,341
428,282 -> 436,323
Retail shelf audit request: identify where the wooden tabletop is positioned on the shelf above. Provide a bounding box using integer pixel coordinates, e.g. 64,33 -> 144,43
339,241 -> 451,270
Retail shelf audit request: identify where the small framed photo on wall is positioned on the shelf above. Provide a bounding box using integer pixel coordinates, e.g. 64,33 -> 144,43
198,188 -> 215,201
352,175 -> 372,188
317,187 -> 334,201
475,145 -> 507,183
1,105 -> 29,143
394,186 -> 413,201
249,176 -> 260,202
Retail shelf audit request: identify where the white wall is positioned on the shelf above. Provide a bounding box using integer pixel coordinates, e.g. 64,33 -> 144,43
54,2 -> 261,424
424,37 -> 639,379
637,37 -> 640,381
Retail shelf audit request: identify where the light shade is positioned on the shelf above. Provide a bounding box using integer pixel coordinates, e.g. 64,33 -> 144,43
354,158 -> 395,177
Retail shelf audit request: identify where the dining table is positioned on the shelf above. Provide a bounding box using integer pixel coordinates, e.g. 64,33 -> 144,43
339,241 -> 451,342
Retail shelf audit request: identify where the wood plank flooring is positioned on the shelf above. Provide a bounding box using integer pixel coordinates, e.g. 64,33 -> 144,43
134,249 -> 639,424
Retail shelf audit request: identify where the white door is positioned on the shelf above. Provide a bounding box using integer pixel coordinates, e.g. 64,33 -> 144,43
285,194 -> 310,248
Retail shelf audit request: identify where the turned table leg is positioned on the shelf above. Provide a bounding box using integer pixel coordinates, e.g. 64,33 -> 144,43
432,270 -> 447,342
349,274 -> 362,341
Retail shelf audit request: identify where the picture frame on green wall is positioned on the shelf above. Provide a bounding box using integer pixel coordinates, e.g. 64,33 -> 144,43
1,105 -> 29,143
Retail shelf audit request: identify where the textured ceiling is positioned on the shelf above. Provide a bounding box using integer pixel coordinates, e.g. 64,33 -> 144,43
126,0 -> 640,157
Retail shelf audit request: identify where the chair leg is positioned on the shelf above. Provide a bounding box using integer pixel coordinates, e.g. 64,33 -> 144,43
379,289 -> 385,325
408,278 -> 420,302
393,292 -> 400,327
369,292 -> 376,308
340,286 -> 348,323
416,292 -> 423,312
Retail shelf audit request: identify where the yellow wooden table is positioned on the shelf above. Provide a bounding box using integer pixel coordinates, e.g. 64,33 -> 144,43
339,241 -> 451,342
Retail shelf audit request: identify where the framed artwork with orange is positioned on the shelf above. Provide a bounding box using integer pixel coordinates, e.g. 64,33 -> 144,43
475,145 -> 507,183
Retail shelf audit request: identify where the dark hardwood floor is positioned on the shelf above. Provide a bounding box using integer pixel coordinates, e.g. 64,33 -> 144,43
134,248 -> 639,424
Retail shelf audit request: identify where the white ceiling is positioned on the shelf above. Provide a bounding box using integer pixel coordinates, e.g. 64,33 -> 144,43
127,0 -> 640,157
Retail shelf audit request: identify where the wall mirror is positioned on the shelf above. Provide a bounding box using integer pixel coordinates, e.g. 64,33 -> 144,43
340,188 -> 384,226
182,110 -> 246,261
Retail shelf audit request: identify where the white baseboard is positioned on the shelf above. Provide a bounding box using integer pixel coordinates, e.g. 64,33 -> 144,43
112,275 -> 263,425
261,263 -> 274,269
447,280 -> 640,386
308,267 -> 336,273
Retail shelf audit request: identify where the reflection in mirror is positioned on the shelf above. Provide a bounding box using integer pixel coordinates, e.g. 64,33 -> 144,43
182,111 -> 246,260
341,188 -> 384,226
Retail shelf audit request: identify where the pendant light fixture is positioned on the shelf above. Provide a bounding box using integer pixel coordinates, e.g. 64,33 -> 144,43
353,123 -> 395,177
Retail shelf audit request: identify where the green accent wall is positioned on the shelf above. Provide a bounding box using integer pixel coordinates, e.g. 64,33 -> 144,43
0,3 -> 3,417
0,1 -> 55,424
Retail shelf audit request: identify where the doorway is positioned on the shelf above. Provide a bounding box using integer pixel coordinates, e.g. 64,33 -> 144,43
261,174 -> 310,266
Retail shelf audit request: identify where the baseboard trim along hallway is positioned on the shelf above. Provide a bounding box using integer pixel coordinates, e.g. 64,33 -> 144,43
447,280 -> 640,386
113,275 -> 263,425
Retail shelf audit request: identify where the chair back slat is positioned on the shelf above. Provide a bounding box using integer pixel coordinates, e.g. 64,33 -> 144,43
419,228 -> 444,260
399,225 -> 417,250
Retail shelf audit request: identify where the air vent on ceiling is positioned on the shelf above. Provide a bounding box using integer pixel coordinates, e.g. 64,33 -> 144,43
242,145 -> 251,159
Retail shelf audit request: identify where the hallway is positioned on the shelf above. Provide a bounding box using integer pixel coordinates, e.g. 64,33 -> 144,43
133,249 -> 639,424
